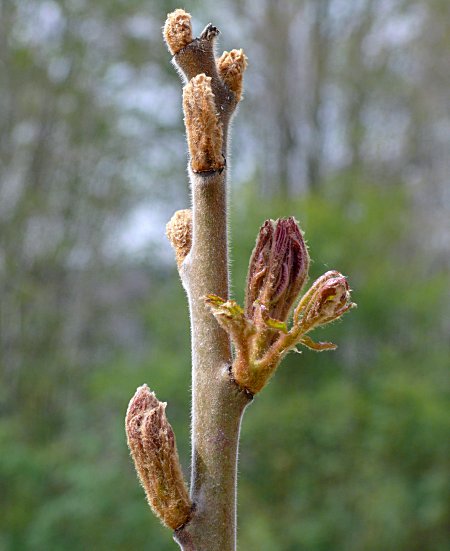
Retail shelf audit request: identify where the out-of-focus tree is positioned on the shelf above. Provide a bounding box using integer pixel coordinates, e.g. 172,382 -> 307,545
0,1 -> 188,548
0,1 -> 448,550
230,175 -> 449,551
227,0 -> 449,230
0,0 -> 188,419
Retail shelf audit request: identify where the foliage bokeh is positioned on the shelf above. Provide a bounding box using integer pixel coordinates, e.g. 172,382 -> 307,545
1,1 -> 449,550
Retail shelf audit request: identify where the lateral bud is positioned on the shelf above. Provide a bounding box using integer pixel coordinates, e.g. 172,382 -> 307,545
125,385 -> 192,530
217,49 -> 248,102
163,9 -> 193,55
294,271 -> 355,331
183,74 -> 225,173
166,209 -> 192,268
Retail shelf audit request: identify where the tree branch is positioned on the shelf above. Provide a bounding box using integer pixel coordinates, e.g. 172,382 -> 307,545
164,10 -> 250,551
128,11 -> 355,550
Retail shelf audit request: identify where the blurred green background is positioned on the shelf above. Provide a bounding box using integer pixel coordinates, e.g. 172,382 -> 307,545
1,1 -> 449,550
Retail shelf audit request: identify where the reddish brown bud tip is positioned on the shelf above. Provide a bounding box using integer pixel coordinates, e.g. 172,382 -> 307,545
296,271 -> 355,331
163,9 -> 193,55
125,385 -> 192,530
245,217 -> 309,323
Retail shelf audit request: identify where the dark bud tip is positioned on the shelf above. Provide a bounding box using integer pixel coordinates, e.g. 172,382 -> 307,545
245,217 -> 309,323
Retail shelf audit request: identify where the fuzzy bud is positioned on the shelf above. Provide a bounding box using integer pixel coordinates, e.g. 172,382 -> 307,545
125,385 -> 192,530
245,217 -> 309,324
217,49 -> 248,102
166,209 -> 192,268
183,74 -> 224,173
163,9 -> 193,55
206,231 -> 355,393
295,271 -> 355,332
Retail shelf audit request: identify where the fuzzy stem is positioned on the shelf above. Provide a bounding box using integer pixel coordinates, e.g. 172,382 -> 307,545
176,155 -> 252,551
165,11 -> 251,550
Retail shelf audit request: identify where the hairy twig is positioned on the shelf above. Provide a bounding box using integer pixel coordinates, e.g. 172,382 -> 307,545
164,10 -> 250,551
126,9 -> 354,551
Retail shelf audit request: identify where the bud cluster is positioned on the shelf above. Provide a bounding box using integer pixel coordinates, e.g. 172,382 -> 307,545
163,9 -> 247,177
207,218 -> 355,394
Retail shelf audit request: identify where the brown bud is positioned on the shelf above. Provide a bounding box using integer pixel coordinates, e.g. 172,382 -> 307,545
125,385 -> 192,530
183,74 -> 224,173
217,49 -> 248,102
166,209 -> 192,268
295,271 -> 355,332
245,217 -> 309,324
163,9 -> 193,55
